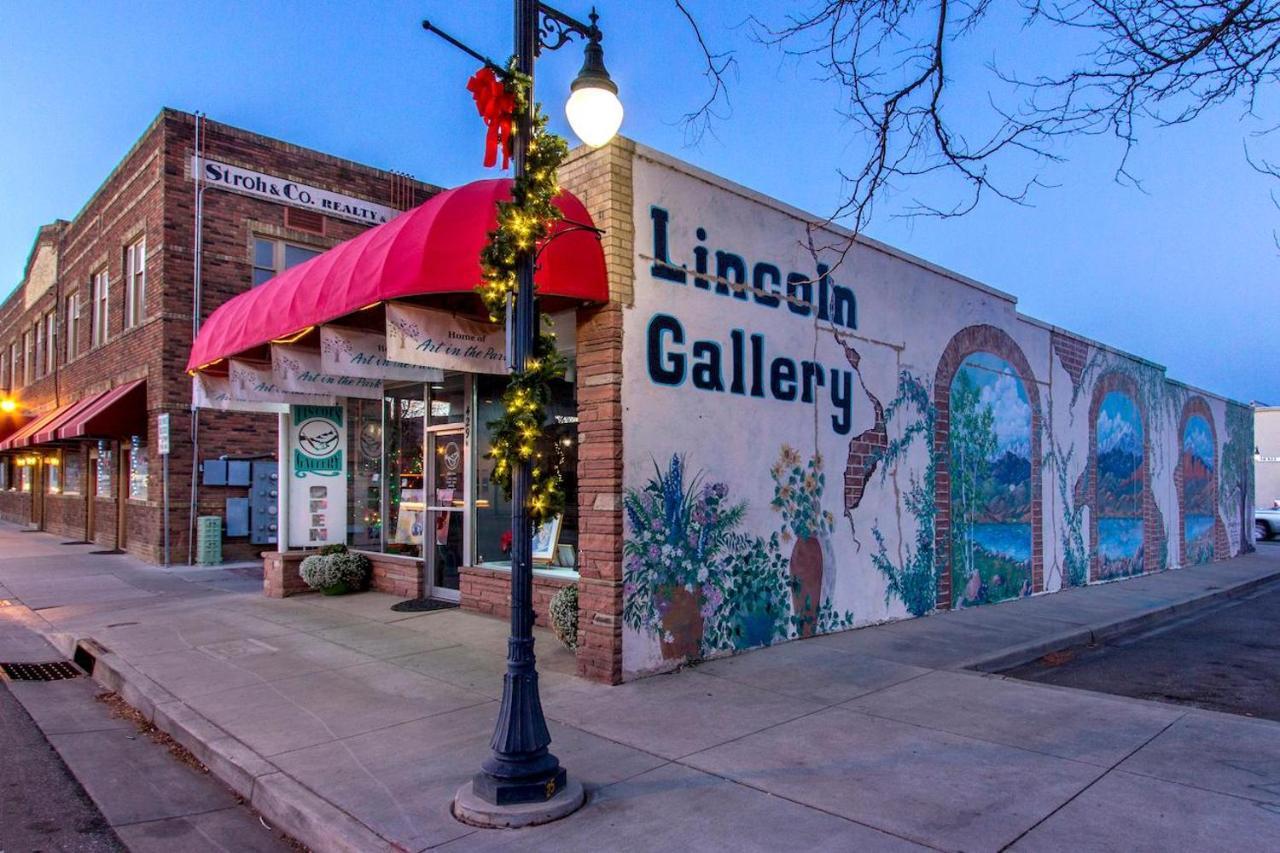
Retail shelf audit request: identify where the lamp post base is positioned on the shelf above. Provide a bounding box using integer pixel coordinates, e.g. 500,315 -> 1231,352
453,776 -> 585,828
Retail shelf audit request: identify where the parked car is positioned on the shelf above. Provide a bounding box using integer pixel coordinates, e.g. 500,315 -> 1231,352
1256,507 -> 1280,541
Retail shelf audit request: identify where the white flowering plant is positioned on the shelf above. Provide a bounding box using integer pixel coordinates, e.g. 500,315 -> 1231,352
299,546 -> 371,592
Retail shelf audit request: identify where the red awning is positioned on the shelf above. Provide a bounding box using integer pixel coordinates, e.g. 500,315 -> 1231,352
32,395 -> 102,445
187,178 -> 608,371
0,408 -> 64,452
55,380 -> 146,441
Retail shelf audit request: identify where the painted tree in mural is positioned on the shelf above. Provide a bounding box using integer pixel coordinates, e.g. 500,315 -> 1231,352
869,370 -> 938,617
1220,405 -> 1255,551
948,354 -> 1033,607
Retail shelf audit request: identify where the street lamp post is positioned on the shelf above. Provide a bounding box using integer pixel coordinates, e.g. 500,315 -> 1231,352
424,0 -> 621,825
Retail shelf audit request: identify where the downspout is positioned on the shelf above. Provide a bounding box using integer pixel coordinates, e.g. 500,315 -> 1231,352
187,112 -> 205,565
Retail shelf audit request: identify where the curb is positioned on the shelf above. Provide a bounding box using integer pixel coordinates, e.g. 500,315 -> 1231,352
963,567 -> 1280,673
68,637 -> 398,853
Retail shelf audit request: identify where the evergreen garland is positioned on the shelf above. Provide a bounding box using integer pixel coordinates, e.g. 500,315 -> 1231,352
475,60 -> 572,525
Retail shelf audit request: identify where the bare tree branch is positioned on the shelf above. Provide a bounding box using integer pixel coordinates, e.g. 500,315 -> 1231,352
674,0 -> 738,146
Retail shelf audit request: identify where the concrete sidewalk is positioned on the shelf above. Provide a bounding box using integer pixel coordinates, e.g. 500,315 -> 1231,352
2,522 -> 1280,851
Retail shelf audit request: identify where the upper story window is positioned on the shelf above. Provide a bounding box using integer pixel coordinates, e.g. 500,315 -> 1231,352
252,238 -> 320,287
7,342 -> 16,391
66,292 -> 80,362
125,237 -> 146,328
22,329 -> 33,385
44,311 -> 56,376
0,351 -> 7,394
32,322 -> 43,380
91,269 -> 109,347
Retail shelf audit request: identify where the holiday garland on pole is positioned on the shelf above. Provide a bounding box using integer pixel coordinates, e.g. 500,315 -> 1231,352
468,60 -> 571,525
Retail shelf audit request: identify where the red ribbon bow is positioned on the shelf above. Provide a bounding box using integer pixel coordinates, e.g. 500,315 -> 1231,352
466,67 -> 516,170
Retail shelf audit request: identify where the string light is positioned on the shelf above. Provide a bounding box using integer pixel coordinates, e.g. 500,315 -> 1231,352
472,58 -> 572,525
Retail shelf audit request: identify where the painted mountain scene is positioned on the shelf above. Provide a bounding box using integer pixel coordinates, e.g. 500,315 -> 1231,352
949,352 -> 1033,607
1183,414 -> 1215,565
1095,392 -> 1144,579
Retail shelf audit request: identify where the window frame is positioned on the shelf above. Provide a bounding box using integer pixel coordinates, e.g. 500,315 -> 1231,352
22,329 -> 33,385
65,292 -> 80,362
252,237 -> 321,287
125,237 -> 146,328
45,311 -> 57,375
33,321 -> 43,380
91,269 -> 110,348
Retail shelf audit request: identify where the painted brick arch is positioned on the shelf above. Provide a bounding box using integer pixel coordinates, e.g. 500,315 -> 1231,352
1176,396 -> 1226,564
1085,372 -> 1163,580
933,325 -> 1043,610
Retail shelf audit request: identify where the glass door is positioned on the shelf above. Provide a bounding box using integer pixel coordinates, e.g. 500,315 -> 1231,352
426,427 -> 465,599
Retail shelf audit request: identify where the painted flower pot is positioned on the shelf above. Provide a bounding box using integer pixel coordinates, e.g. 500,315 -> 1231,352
658,585 -> 704,660
790,536 -> 824,637
321,580 -> 353,596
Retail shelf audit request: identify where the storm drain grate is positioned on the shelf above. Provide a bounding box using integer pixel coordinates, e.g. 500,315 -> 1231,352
0,661 -> 83,681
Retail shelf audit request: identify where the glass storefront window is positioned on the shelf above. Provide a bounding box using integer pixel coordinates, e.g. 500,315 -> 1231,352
347,397 -> 383,550
383,382 -> 425,557
19,464 -> 31,492
47,455 -> 60,494
96,446 -> 113,498
473,370 -> 579,570
129,443 -> 148,500
428,372 -> 466,427
63,452 -> 84,495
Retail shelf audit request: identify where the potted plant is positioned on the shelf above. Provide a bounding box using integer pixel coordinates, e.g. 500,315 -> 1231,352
622,454 -> 744,661
299,544 -> 372,596
770,446 -> 835,637
721,532 -> 793,650
549,584 -> 578,650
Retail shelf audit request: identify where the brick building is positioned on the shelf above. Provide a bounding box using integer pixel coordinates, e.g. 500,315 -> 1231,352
0,109 -> 436,563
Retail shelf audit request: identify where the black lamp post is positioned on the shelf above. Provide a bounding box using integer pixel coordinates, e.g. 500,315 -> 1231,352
424,0 -> 621,820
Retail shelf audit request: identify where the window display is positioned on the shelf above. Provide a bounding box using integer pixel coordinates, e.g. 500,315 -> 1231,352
383,383 -> 425,557
95,445 -> 113,498
63,452 -> 84,495
128,439 -> 148,500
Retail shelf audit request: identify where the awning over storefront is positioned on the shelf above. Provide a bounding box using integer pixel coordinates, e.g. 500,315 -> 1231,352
0,380 -> 148,452
186,178 -> 608,372
0,408 -> 62,452
56,380 -> 146,441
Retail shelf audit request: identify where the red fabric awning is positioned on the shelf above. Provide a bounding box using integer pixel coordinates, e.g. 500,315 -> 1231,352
0,408 -> 64,452
32,395 -> 102,445
56,380 -> 146,441
187,178 -> 608,372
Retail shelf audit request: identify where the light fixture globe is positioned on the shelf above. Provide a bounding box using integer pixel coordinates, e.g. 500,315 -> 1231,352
565,31 -> 622,147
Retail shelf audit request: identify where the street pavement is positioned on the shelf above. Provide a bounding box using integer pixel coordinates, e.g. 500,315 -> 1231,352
1006,553 -> 1280,721
2,521 -> 1279,851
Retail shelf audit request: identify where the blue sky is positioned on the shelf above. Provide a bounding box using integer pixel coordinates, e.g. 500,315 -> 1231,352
1,1 -> 1275,403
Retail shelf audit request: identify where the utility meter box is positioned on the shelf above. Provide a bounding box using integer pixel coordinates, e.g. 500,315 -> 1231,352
249,460 -> 279,546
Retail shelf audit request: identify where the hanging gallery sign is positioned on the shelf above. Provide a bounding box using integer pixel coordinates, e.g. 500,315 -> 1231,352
228,359 -> 334,406
384,302 -> 507,375
192,157 -> 397,226
191,374 -> 288,413
271,344 -> 383,399
319,325 -> 442,383
288,403 -> 347,547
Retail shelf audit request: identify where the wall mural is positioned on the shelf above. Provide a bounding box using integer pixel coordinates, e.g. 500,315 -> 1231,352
1095,391 -> 1145,579
948,353 -> 1033,607
1182,413 -> 1216,565
620,153 -> 1254,679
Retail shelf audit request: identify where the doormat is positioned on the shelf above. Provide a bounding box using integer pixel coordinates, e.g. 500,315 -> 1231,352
61,540 -> 92,545
390,598 -> 460,613
88,549 -> 126,555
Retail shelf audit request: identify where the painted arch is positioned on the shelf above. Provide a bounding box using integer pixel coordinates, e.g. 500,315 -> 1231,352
934,325 -> 1042,610
1087,374 -> 1152,581
1179,397 -> 1218,565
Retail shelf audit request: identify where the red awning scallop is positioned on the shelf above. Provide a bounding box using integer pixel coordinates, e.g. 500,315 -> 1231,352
187,178 -> 607,372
